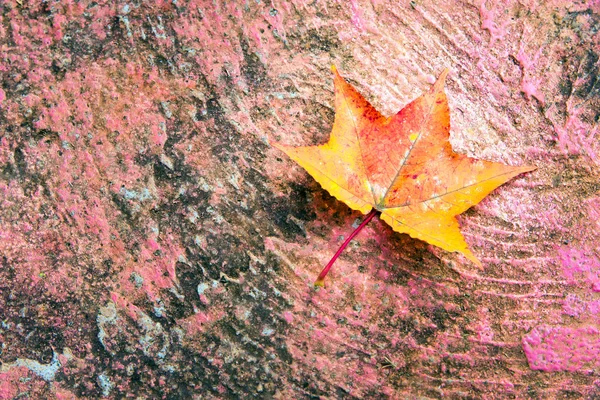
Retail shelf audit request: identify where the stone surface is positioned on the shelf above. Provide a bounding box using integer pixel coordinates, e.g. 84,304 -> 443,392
0,0 -> 598,398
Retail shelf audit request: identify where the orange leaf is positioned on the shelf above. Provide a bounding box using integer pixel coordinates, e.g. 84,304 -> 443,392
273,66 -> 535,285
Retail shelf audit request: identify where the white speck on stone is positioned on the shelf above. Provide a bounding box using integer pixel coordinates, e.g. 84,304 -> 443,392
154,305 -> 165,318
6,351 -> 63,382
137,312 -> 169,361
119,15 -> 132,38
160,153 -> 174,170
188,209 -> 199,224
120,187 -> 152,202
261,327 -> 274,336
160,101 -> 173,118
130,271 -> 144,288
97,373 -> 114,397
197,282 -> 209,296
97,302 -> 119,353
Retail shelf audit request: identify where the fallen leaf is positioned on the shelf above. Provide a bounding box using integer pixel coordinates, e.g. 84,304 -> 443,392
273,66 -> 535,286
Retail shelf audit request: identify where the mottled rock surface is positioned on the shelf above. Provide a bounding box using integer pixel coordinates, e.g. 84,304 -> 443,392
0,0 -> 598,398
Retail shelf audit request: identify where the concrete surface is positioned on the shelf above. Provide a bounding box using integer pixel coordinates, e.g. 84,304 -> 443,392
0,0 -> 598,398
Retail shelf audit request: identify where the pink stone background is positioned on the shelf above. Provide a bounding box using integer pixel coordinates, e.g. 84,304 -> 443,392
0,0 -> 598,398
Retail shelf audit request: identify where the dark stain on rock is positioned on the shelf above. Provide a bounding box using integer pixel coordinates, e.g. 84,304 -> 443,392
110,191 -> 137,223
13,146 -> 27,177
293,27 -> 342,55
203,232 -> 250,280
565,49 -> 598,102
0,278 -> 68,365
173,260 -> 203,316
264,182 -> 316,239
414,327 -> 436,345
240,35 -> 268,89
32,128 -> 61,144
431,307 -> 451,331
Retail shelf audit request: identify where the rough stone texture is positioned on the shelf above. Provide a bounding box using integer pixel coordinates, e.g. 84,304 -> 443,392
0,0 -> 598,398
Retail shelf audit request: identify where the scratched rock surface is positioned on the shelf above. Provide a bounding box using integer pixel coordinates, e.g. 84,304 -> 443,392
0,0 -> 598,398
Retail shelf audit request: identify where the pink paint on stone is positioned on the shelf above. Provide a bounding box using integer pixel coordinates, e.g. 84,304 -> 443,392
520,78 -> 545,104
512,32 -> 546,104
562,293 -> 586,317
349,0 -> 366,32
180,310 -> 211,337
560,246 -> 600,292
0,371 -> 20,399
523,325 -> 600,372
479,2 -> 511,44
53,386 -> 78,400
283,311 -> 294,323
0,367 -> 47,399
110,292 -> 141,321
550,109 -> 599,165
587,197 -> 600,231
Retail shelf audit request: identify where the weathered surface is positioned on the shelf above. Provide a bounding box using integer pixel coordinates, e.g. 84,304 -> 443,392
0,0 -> 598,398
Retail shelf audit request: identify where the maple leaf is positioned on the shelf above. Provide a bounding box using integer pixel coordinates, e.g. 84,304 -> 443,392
273,66 -> 535,286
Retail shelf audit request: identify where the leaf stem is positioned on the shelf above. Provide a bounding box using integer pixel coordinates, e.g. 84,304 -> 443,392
314,209 -> 378,287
